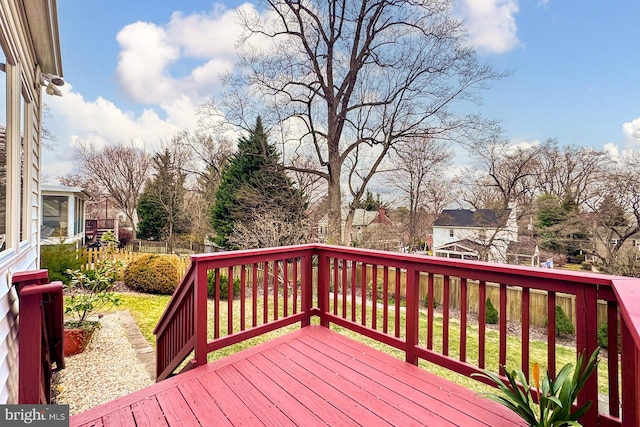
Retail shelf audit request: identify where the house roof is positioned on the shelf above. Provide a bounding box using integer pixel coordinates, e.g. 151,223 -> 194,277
23,0 -> 64,76
433,209 -> 510,228
434,239 -> 486,253
507,239 -> 539,256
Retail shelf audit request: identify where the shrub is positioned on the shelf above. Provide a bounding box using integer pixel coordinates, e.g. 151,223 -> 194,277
581,261 -> 592,271
423,293 -> 438,309
118,228 -> 133,248
123,254 -> 178,294
41,242 -> 86,284
597,322 -> 621,351
485,298 -> 499,324
65,267 -> 121,325
207,271 -> 240,299
545,305 -> 575,337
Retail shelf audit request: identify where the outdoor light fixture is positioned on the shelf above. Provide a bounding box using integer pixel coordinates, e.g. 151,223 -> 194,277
40,72 -> 64,97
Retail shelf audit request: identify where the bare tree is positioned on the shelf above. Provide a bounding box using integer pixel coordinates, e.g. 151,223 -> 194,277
385,138 -> 452,247
210,0 -> 504,244
536,140 -> 607,207
588,154 -> 640,275
73,142 -> 152,238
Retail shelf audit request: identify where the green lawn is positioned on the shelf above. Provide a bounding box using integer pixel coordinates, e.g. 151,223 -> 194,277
109,292 -> 616,397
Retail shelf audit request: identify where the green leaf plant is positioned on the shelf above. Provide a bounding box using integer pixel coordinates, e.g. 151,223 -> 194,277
472,347 -> 600,427
64,260 -> 122,327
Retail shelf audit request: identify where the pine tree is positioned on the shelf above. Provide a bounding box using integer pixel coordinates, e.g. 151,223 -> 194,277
137,148 -> 188,249
211,117 -> 307,248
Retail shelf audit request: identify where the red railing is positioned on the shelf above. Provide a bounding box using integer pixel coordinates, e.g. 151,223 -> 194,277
14,270 -> 65,404
155,244 -> 640,427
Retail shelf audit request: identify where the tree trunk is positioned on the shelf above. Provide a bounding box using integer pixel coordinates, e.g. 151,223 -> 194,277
327,168 -> 342,245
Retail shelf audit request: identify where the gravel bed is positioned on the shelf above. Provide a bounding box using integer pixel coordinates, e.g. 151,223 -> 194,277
53,314 -> 154,415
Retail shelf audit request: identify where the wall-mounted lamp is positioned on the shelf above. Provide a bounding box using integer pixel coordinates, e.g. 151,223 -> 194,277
41,72 -> 64,97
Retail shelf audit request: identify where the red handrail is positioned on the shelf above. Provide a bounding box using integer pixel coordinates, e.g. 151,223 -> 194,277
14,270 -> 64,404
154,244 -> 640,426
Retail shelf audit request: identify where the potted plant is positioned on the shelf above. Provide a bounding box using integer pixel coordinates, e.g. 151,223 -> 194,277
63,260 -> 122,356
472,347 -> 599,427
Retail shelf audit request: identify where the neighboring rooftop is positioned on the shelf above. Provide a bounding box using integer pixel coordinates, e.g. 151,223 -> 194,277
433,209 -> 510,228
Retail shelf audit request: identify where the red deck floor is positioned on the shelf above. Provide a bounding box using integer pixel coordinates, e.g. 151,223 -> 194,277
71,326 -> 526,426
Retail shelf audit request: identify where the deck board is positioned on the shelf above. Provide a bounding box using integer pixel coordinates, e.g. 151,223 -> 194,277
71,326 -> 527,427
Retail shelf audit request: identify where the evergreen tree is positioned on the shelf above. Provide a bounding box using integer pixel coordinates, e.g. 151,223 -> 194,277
211,117 -> 307,248
137,148 -> 188,249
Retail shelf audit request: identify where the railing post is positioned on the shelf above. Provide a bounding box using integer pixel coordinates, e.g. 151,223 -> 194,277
317,252 -> 329,328
301,253 -> 313,327
18,291 -> 43,404
405,264 -> 419,365
193,261 -> 208,366
621,319 -> 640,426
575,284 -> 598,426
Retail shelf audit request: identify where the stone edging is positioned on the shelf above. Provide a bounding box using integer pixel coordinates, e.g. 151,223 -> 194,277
116,310 -> 155,381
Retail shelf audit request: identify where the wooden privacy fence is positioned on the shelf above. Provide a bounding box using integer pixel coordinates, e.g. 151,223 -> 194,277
82,247 -> 191,282
357,264 -> 606,329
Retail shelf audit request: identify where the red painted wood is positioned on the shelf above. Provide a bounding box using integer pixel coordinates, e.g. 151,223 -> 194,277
443,275 -> 450,357
361,263 -> 367,326
18,292 -> 43,404
194,264 -> 208,368
155,388 -> 199,427
263,347 -> 389,425
460,277 -> 468,362
284,340 -> 430,426
341,258 -> 348,318
575,285 -> 599,426
383,266 -> 389,334
292,258 -> 298,315
101,407 -> 135,426
621,320 -> 640,427
607,301 -> 620,417
351,260 -> 357,323
427,272 -> 434,349
372,264 -> 378,330
499,283 -> 507,367
130,397 -> 169,427
234,357 -> 323,425
283,259 -> 289,318
548,291 -> 557,378
252,264 -> 258,327
227,266 -> 233,334
394,267 -> 401,338
214,367 -> 292,426
177,380 -> 233,426
332,258 -> 338,316
301,254 -> 312,327
478,280 -> 486,369
263,261 -> 269,325
521,287 -> 530,381
405,267 -> 419,365
250,353 -> 358,426
273,261 -> 279,322
240,265 -> 246,331
214,268 -> 220,339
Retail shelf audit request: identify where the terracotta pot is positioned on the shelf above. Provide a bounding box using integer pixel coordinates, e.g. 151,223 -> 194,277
63,328 -> 95,357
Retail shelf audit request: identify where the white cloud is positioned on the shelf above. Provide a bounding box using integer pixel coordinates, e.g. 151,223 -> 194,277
43,83 -> 182,180
115,4 -> 259,106
456,0 -> 521,54
622,117 -> 640,145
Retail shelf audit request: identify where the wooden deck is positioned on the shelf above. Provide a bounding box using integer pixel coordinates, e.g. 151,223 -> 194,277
71,326 -> 525,426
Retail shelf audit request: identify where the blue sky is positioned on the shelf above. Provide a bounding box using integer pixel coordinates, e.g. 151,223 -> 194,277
43,0 -> 640,182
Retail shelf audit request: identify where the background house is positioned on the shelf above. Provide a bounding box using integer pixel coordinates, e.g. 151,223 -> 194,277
432,207 -> 518,262
41,185 -> 90,247
0,0 -> 63,403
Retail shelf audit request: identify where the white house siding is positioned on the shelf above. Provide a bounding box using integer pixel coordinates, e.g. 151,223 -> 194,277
0,0 -> 62,404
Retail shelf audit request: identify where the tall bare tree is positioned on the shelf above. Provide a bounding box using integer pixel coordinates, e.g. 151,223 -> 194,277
536,140 -> 607,207
73,142 -> 152,238
210,0 -> 504,244
385,138 -> 452,247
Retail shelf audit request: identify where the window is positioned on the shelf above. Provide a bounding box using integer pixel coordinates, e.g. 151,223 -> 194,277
42,195 -> 68,237
449,229 -> 454,238
0,53 -> 6,252
19,89 -> 27,242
